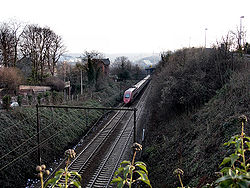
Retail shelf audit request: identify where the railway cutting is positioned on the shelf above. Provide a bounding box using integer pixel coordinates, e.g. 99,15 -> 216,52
44,77 -> 151,188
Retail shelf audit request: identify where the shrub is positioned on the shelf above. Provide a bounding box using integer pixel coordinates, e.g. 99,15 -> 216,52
51,91 -> 63,104
214,115 -> 250,187
43,92 -> 50,104
44,77 -> 65,91
17,95 -> 23,106
27,95 -> 32,105
0,67 -> 24,94
37,93 -> 43,105
151,47 -> 243,121
2,95 -> 11,109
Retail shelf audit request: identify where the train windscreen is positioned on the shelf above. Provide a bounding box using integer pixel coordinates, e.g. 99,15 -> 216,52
125,93 -> 130,98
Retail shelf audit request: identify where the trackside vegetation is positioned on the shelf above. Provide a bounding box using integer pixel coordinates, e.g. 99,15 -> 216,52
0,74 -> 142,187
174,116 -> 250,187
142,47 -> 249,187
0,100 -> 103,187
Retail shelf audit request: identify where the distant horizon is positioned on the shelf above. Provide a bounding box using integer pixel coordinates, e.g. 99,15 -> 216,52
61,52 -> 161,62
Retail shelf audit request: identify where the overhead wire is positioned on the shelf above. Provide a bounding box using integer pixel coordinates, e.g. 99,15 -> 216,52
0,108 -> 87,171
0,120 -> 59,161
0,112 -> 37,135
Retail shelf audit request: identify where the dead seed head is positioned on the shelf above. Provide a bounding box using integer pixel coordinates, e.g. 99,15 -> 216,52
36,166 -> 42,172
41,164 -> 46,170
65,149 -> 76,159
45,170 -> 50,175
132,143 -> 142,151
238,115 -> 248,123
173,168 -> 184,176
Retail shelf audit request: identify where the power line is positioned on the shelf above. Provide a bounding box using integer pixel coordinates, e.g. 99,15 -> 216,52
1,106 -> 103,172
0,121 -> 59,161
0,113 -> 36,135
0,111 -> 84,171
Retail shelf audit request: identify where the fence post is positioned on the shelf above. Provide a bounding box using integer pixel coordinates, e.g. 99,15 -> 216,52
134,108 -> 137,143
36,104 -> 41,165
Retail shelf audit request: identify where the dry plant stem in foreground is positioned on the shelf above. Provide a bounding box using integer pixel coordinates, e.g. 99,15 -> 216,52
111,143 -> 152,188
44,149 -> 81,188
173,168 -> 184,188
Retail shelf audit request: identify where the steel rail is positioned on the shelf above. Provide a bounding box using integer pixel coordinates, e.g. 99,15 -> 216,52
51,109 -> 129,187
86,83 -> 151,187
87,107 -> 139,187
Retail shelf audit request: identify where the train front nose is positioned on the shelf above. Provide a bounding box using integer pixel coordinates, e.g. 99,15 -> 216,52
123,92 -> 131,104
124,97 -> 130,104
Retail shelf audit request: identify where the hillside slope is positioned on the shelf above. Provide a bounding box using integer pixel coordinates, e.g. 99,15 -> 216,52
142,48 -> 249,187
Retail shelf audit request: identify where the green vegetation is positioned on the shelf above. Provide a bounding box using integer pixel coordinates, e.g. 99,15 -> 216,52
2,95 -> 11,109
112,143 -> 151,188
215,115 -> 249,187
0,100 -> 102,187
44,149 -> 81,188
17,95 -> 23,106
174,116 -> 250,187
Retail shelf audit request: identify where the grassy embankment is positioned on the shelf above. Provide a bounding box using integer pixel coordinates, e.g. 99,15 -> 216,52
142,48 -> 249,187
0,78 -> 135,187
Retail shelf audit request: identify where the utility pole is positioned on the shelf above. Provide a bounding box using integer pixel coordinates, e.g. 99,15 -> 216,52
240,16 -> 244,49
36,104 -> 41,165
205,28 -> 208,48
80,69 -> 83,95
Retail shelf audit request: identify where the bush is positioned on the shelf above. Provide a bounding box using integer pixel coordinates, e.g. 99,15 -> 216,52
2,95 -> 11,109
37,93 -> 43,105
142,47 -> 249,187
0,104 -> 103,187
43,91 -> 50,104
27,95 -> 32,105
17,95 -> 23,106
51,91 -> 63,104
44,77 -> 65,91
151,47 -> 243,120
0,67 -> 24,94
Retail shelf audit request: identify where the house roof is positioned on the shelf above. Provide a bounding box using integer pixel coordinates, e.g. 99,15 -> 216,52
19,85 -> 51,92
101,58 -> 110,66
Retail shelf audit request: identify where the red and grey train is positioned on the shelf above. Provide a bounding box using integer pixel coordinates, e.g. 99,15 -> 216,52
123,75 -> 151,104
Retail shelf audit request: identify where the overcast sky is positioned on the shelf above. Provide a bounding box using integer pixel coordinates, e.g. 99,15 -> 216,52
0,0 -> 249,54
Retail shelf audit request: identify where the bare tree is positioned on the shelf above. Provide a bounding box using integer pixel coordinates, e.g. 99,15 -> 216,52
0,21 -> 23,67
112,56 -> 132,80
10,21 -> 24,67
20,24 -> 42,83
20,25 -> 65,83
0,23 -> 15,67
47,32 -> 66,76
229,26 -> 247,52
114,56 -> 132,70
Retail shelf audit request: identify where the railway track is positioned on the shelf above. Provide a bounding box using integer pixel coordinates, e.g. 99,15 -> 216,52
49,83 -> 151,188
84,83 -> 151,187
69,110 -> 127,173
86,105 -> 136,187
